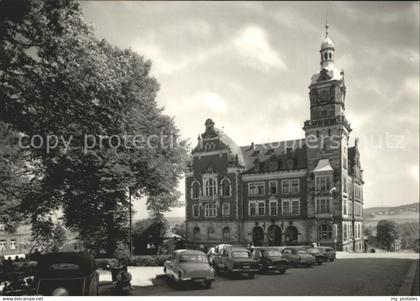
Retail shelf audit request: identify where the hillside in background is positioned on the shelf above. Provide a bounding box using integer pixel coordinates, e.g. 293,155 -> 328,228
364,202 -> 419,227
164,216 -> 185,228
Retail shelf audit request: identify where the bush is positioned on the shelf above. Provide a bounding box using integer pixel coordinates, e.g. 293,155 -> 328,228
129,255 -> 171,267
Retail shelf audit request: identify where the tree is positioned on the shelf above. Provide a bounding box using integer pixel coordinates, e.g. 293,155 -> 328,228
132,215 -> 168,255
29,217 -> 67,253
0,0 -> 188,256
172,223 -> 186,238
376,220 -> 401,251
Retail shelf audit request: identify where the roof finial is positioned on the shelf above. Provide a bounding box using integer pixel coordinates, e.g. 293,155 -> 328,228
325,13 -> 329,37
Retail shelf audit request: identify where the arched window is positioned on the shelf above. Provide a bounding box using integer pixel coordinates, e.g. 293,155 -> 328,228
193,227 -> 200,241
208,227 -> 216,240
220,178 -> 231,197
191,181 -> 200,199
324,52 -> 328,60
328,52 -> 332,59
319,224 -> 333,240
222,227 -> 230,240
205,178 -> 217,197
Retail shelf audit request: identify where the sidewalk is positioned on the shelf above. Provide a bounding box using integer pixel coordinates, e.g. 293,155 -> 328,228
98,266 -> 164,287
336,251 -> 419,260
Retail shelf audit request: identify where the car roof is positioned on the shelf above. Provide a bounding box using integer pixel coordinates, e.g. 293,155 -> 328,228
175,249 -> 206,255
252,247 -> 281,251
230,247 -> 250,252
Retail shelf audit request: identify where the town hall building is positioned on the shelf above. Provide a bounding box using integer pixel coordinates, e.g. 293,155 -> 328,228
184,27 -> 364,252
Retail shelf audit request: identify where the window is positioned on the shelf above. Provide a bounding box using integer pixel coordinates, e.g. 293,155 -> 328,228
204,203 -> 216,217
249,201 -> 265,216
282,200 -> 290,215
0,240 -> 6,251
316,175 -> 332,191
10,240 -> 16,250
208,227 -> 216,240
354,184 -> 362,200
319,224 -> 333,240
269,181 -> 277,194
343,199 -> 348,215
249,202 -> 257,216
192,204 -> 200,217
191,181 -> 200,199
205,178 -> 217,197
222,227 -> 230,240
269,200 -> 278,216
292,200 -> 300,214
291,179 -> 300,193
222,203 -> 230,216
193,227 -> 200,240
281,180 -> 290,194
258,202 -> 265,216
343,177 -> 347,194
220,178 -> 231,197
281,179 -> 300,194
248,182 -> 265,196
282,199 -> 300,215
317,199 -> 331,213
343,224 -> 348,240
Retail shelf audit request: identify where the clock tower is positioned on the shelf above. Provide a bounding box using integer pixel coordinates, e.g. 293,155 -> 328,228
303,23 -> 353,250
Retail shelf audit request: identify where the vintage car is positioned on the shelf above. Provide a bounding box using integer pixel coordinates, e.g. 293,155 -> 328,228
34,252 -> 99,296
164,249 -> 215,288
317,246 -> 336,262
251,247 -> 289,274
304,247 -> 328,265
213,246 -> 259,278
280,247 -> 315,267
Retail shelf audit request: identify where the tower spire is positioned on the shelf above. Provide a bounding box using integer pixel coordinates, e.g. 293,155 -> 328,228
325,13 -> 329,37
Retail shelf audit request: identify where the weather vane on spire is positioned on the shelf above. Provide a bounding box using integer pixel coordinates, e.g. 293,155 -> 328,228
325,13 -> 329,37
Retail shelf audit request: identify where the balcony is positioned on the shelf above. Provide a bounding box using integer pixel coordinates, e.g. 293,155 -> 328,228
198,194 -> 220,202
315,212 -> 334,219
304,115 -> 351,131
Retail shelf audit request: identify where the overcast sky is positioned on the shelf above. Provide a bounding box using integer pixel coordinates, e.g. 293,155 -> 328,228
80,1 -> 419,219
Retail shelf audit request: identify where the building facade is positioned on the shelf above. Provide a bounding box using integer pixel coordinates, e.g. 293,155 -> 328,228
185,29 -> 364,252
0,223 -> 31,257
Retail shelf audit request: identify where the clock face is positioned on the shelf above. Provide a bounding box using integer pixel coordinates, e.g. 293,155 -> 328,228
319,90 -> 330,102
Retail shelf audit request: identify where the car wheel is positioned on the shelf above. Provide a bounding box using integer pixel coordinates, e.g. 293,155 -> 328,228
306,264 -> 312,268
330,258 -> 335,262
248,273 -> 255,279
204,281 -> 212,289
279,269 -> 286,275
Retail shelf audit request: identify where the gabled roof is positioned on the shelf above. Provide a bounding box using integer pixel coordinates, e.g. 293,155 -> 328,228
313,159 -> 333,172
239,139 -> 307,172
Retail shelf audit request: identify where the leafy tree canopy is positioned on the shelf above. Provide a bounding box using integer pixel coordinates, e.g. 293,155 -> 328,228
0,0 -> 188,256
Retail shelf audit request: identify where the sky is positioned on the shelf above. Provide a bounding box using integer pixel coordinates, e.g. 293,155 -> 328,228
80,1 -> 419,219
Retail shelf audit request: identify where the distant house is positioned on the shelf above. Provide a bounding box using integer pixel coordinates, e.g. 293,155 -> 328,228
0,224 -> 32,256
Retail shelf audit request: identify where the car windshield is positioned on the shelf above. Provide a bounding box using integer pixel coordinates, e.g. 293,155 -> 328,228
297,249 -> 308,254
232,251 -> 251,258
263,250 -> 282,257
307,248 -> 320,253
179,255 -> 208,263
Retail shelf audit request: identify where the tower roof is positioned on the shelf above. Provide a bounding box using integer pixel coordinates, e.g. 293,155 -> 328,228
321,36 -> 334,50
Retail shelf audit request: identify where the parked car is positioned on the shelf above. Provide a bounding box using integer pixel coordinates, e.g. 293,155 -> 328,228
304,247 -> 328,265
164,249 -> 215,289
317,247 -> 336,262
251,247 -> 289,274
213,246 -> 259,278
34,252 -> 99,296
280,247 -> 315,267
